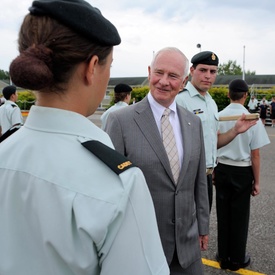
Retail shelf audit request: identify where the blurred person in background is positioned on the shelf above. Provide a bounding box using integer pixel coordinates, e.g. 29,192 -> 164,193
101,83 -> 132,130
0,85 -> 23,137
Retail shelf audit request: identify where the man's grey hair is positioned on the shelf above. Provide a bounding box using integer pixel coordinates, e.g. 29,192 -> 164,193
151,47 -> 189,78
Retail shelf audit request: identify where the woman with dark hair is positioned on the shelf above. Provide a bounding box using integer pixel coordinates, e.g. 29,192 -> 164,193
0,1 -> 169,274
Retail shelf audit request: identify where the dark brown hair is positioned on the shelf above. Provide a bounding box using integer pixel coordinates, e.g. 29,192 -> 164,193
229,90 -> 247,101
114,92 -> 130,103
10,15 -> 112,92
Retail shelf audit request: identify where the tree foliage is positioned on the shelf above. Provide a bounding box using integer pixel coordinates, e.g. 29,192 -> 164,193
131,86 -> 149,103
208,86 -> 230,111
0,69 -> 10,80
17,91 -> 36,110
218,60 -> 256,75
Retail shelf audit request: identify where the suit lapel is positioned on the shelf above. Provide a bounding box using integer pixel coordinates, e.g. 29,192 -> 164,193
134,97 -> 174,181
177,106 -> 193,185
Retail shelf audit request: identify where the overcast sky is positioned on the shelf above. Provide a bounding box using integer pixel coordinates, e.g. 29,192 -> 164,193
1,0 -> 275,77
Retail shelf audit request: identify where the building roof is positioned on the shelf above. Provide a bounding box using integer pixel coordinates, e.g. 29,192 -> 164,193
107,75 -> 275,88
1,75 -> 275,94
108,77 -> 148,87
213,75 -> 275,87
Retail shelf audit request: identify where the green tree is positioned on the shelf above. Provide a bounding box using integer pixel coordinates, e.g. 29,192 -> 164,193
218,60 -> 256,75
245,69 -> 256,75
209,86 -> 230,111
17,90 -> 36,110
0,69 -> 10,80
131,86 -> 149,103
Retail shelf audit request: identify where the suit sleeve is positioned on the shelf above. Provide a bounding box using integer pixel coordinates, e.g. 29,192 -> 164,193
105,112 -> 126,155
195,118 -> 209,235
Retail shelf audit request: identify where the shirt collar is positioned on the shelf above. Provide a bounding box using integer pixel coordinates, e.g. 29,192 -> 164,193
115,101 -> 128,107
24,106 -> 110,143
227,103 -> 248,111
186,81 -> 211,100
4,100 -> 15,104
148,92 -> 177,122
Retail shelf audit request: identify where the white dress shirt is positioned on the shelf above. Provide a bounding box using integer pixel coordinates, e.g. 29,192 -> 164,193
148,92 -> 183,168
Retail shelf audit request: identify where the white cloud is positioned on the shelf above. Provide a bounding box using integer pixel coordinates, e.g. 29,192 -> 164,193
1,0 -> 275,76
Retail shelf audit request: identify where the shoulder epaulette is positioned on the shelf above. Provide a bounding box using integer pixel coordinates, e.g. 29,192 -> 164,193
0,124 -> 22,143
178,88 -> 188,94
81,140 -> 135,175
11,104 -> 17,108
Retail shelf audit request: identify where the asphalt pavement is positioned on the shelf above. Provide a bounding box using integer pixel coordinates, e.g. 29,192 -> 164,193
91,111 -> 275,275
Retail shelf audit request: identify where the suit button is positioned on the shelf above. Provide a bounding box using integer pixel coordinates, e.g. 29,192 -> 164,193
172,219 -> 175,223
175,190 -> 178,195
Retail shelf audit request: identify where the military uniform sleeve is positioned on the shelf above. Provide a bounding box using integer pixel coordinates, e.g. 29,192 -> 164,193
10,105 -> 23,126
100,167 -> 169,275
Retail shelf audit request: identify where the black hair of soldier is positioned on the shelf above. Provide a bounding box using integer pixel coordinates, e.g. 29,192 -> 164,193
114,92 -> 131,103
229,90 -> 248,101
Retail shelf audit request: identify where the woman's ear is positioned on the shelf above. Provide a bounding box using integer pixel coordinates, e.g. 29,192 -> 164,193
85,55 -> 99,85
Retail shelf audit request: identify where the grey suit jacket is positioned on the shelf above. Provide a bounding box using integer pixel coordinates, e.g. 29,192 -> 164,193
105,96 -> 209,269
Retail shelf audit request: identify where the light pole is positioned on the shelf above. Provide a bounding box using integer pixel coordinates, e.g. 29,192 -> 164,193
197,44 -> 201,52
243,46 -> 245,80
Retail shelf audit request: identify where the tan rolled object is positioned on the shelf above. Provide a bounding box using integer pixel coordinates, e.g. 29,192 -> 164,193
219,113 -> 259,121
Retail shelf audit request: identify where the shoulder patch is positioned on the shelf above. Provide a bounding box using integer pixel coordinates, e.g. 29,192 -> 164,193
11,104 -> 17,108
81,140 -> 135,175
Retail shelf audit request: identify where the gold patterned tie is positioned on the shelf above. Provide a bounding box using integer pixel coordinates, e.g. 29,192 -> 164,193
161,108 -> 180,183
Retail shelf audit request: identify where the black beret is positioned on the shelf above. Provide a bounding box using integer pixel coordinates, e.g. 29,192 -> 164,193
114,84 -> 132,93
229,79 -> 249,93
191,51 -> 219,66
2,85 -> 17,100
29,0 -> 121,46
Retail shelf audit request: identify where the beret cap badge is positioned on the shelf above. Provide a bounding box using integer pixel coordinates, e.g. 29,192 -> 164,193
191,51 -> 219,66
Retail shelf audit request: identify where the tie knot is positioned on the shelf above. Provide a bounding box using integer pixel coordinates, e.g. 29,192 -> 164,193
163,108 -> 171,117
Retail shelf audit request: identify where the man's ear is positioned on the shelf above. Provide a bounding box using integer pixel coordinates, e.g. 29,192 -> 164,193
85,55 -> 99,85
189,66 -> 195,76
10,93 -> 16,101
180,75 -> 189,90
148,66 -> 151,81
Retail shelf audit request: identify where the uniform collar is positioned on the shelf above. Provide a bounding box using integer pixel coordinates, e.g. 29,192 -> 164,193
227,103 -> 247,111
185,81 -> 211,100
24,106 -> 107,142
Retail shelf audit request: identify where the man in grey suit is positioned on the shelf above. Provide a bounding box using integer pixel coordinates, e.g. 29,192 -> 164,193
105,47 -> 209,275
